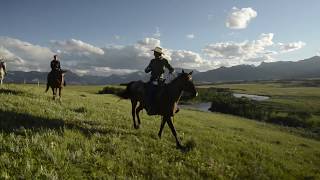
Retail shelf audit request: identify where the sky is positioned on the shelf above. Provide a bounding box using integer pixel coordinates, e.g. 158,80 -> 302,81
0,0 -> 320,76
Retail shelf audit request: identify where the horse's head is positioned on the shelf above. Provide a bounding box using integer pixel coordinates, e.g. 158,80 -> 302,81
177,70 -> 198,98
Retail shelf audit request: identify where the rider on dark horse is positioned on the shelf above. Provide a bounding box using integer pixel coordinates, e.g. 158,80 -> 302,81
48,55 -> 65,86
51,55 -> 61,73
145,47 -> 175,115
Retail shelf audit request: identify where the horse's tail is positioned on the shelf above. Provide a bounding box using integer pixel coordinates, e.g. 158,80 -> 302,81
116,82 -> 134,99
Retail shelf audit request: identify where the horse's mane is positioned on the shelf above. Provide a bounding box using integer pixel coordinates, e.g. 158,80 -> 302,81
168,73 -> 186,85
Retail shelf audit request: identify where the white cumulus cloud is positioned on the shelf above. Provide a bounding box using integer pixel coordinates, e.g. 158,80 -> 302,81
203,33 -> 275,66
3,34 -> 306,76
186,34 -> 195,39
0,36 -> 54,71
50,39 -> 104,55
73,66 -> 138,77
168,50 -> 212,70
278,41 -> 306,53
226,7 -> 257,29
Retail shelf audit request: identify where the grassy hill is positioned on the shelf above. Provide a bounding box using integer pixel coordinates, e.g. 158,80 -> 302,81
0,84 -> 319,179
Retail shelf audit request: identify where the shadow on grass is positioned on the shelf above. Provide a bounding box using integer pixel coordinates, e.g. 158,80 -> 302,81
0,88 -> 24,95
0,110 -> 135,137
179,139 -> 197,153
0,110 -> 64,134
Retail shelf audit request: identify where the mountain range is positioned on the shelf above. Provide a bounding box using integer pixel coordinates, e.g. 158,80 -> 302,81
193,56 -> 320,83
3,56 -> 320,85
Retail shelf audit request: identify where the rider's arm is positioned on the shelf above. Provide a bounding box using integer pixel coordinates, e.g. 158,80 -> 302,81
57,61 -> 61,70
164,59 -> 174,73
50,61 -> 54,69
145,60 -> 153,73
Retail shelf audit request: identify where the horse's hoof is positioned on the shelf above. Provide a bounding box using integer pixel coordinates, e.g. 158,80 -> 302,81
176,143 -> 183,149
158,133 -> 162,139
134,125 -> 139,129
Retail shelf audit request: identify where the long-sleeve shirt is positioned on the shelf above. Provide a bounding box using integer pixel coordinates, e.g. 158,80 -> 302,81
145,57 -> 174,81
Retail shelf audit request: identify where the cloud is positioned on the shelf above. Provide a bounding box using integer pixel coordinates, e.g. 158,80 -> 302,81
0,47 -> 29,72
50,39 -> 104,55
186,34 -> 195,39
93,37 -> 160,70
0,36 -> 54,71
56,37 -> 214,73
166,50 -> 213,70
153,27 -> 161,38
278,41 -> 306,53
73,66 -> 138,77
203,33 -> 275,66
226,7 -> 257,29
2,35 -> 307,76
0,36 -> 215,75
114,35 -> 121,40
95,38 -> 213,71
0,46 -> 24,64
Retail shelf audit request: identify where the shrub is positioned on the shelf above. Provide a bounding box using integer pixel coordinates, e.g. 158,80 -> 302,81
98,86 -> 124,95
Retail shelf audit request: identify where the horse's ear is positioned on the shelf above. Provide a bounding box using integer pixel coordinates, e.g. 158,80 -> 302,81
182,69 -> 185,73
189,71 -> 193,75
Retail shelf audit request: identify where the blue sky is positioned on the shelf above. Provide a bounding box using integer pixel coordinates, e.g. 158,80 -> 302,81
0,0 -> 319,74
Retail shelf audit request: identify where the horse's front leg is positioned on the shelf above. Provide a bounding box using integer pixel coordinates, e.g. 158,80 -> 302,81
135,103 -> 144,127
58,88 -> 62,101
131,99 -> 138,129
165,116 -> 182,148
52,87 -> 56,100
158,117 -> 166,138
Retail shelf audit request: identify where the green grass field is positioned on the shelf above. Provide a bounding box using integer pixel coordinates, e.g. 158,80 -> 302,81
0,84 -> 320,179
200,82 -> 320,129
204,82 -> 320,112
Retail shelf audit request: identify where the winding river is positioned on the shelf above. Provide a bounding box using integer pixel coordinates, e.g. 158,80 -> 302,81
181,93 -> 270,112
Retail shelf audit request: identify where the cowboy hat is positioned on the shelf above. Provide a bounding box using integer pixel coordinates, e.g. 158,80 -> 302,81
151,47 -> 164,54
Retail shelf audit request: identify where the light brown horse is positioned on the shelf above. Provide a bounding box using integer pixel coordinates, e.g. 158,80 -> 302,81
118,70 -> 198,148
0,62 -> 6,86
45,70 -> 66,100
0,67 -> 5,86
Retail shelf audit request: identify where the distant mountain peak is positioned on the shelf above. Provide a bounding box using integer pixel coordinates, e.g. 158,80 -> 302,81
193,56 -> 320,83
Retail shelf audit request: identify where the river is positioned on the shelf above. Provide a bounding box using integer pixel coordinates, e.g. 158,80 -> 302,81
180,93 -> 270,112
233,93 -> 270,101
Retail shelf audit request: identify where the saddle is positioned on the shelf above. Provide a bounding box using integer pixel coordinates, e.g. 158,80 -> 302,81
145,78 -> 166,115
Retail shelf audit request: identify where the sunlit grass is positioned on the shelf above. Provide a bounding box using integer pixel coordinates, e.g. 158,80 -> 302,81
0,84 -> 319,179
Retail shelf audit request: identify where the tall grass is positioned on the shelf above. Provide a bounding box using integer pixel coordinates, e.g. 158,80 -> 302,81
0,84 -> 319,179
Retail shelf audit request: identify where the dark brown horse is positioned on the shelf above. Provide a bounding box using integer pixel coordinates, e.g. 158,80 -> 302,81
118,70 -> 198,148
45,70 -> 66,100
